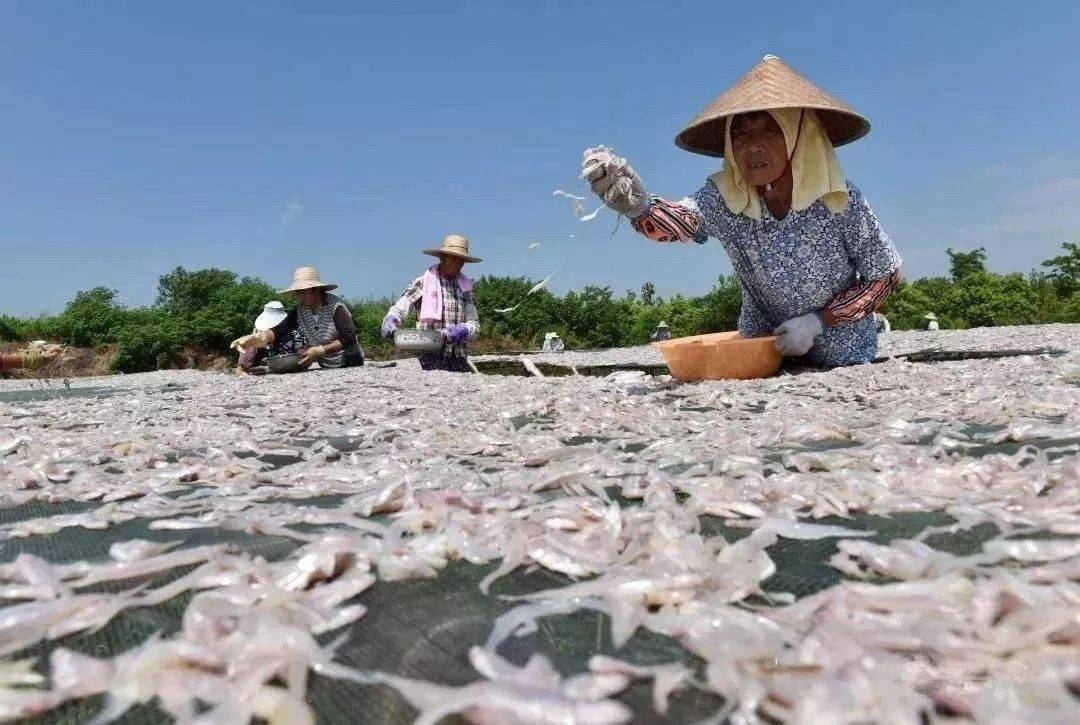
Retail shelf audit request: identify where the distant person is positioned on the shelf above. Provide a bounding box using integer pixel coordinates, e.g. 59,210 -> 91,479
232,267 -> 364,369
542,332 -> 565,353
235,301 -> 305,374
381,235 -> 481,373
924,312 -> 940,331
581,55 -> 901,368
649,321 -> 672,342
874,312 -> 891,333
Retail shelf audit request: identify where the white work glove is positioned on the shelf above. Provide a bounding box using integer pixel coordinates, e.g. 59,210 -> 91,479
581,146 -> 650,218
381,313 -> 401,340
298,345 -> 325,367
230,331 -> 271,352
774,313 -> 824,356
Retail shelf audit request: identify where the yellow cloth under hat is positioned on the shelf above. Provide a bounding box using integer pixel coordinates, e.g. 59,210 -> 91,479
709,108 -> 848,221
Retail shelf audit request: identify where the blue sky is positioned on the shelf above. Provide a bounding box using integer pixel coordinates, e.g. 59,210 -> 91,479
2,0 -> 1078,315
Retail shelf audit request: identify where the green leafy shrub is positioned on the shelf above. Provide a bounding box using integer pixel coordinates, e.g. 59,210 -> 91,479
111,311 -> 186,373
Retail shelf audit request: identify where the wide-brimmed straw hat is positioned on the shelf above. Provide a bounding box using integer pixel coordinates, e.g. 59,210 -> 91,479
924,312 -> 939,320
675,54 -> 871,158
280,266 -> 338,294
423,234 -> 482,263
657,321 -> 670,329
254,301 -> 288,331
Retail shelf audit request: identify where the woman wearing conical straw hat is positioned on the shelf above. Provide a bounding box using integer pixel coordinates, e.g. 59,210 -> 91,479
231,267 -> 364,369
381,235 -> 482,373
583,55 -> 902,367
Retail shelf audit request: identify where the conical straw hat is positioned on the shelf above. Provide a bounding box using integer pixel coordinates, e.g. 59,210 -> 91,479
675,55 -> 870,158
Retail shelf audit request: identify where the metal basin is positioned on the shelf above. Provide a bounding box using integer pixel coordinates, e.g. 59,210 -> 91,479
394,329 -> 444,354
266,353 -> 303,374
652,332 -> 782,381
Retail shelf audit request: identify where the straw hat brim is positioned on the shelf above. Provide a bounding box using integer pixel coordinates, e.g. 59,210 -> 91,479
423,248 -> 482,263
279,281 -> 338,294
675,55 -> 870,158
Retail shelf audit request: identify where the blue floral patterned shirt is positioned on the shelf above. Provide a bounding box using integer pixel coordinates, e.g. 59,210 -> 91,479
642,180 -> 901,366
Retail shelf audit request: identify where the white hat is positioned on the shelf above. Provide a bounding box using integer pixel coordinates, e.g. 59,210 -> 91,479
544,332 -> 561,340
254,301 -> 288,331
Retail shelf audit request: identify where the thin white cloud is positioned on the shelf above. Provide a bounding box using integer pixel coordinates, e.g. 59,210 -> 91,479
277,200 -> 304,237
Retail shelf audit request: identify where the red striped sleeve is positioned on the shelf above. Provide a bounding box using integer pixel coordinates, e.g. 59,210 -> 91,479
631,198 -> 701,243
823,269 -> 901,326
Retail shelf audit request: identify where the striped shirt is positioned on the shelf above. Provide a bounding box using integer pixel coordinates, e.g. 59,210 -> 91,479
269,294 -> 361,368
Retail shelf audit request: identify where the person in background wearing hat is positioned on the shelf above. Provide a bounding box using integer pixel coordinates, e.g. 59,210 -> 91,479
542,332 -> 565,353
582,55 -> 902,368
924,312 -> 940,331
874,312 -> 892,334
235,301 -> 305,374
231,267 -> 364,369
381,235 -> 481,373
649,321 -> 672,343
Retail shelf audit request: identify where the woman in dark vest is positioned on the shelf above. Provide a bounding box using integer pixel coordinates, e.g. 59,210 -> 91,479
231,266 -> 363,369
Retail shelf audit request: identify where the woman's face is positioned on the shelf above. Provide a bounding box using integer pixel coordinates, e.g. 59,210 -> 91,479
298,288 -> 323,308
438,255 -> 465,279
729,111 -> 789,187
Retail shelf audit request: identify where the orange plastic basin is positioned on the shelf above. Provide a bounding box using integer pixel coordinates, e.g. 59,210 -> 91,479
651,331 -> 782,382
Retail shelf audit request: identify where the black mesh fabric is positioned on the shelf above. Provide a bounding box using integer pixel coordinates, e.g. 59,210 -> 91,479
2,505 -> 1005,724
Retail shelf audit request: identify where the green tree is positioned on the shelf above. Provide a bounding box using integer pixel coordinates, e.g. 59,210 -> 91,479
155,268 -> 276,350
474,275 -> 560,345
881,282 -> 933,330
1028,272 -> 1066,323
190,278 -> 279,349
908,276 -> 956,325
51,287 -> 127,347
661,295 -> 705,338
946,247 -> 988,282
1041,242 -> 1080,297
697,275 -> 742,333
111,310 -> 186,373
628,303 -> 665,344
560,286 -> 632,348
640,282 -> 657,306
1056,292 -> 1080,323
0,316 -> 21,341
0,315 -> 48,342
951,272 -> 1037,328
156,267 -> 242,317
